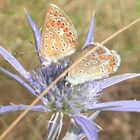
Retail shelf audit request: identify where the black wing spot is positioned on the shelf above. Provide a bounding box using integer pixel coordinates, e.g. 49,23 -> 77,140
78,70 -> 83,74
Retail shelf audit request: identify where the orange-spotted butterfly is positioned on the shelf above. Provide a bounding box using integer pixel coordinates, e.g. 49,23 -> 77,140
40,4 -> 120,85
66,43 -> 121,85
40,4 -> 77,63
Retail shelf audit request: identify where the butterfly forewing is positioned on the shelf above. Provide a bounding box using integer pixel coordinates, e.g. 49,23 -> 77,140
40,4 -> 77,62
67,44 -> 121,85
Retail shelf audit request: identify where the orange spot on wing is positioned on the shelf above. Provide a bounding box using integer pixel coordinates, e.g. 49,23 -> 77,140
70,42 -> 76,47
97,48 -> 105,54
57,21 -> 61,26
66,32 -> 72,37
69,39 -> 75,47
99,55 -> 105,59
51,21 -> 56,26
108,67 -> 113,73
61,23 -> 65,28
109,61 -> 115,67
106,56 -> 114,61
64,27 -> 68,32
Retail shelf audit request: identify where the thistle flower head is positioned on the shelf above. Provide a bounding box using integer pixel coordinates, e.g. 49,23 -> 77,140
31,59 -> 102,115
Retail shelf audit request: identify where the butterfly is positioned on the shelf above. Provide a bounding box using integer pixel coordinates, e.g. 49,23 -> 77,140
40,4 -> 121,85
40,4 -> 77,63
66,43 -> 121,85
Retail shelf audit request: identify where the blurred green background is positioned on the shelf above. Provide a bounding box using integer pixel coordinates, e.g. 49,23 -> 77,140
0,0 -> 140,139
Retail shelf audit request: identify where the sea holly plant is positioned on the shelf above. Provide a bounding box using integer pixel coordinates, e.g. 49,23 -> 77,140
0,7 -> 140,140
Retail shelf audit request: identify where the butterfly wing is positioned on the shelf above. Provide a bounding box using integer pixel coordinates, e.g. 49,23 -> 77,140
67,44 -> 121,85
40,4 -> 77,62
